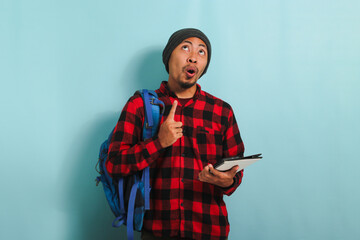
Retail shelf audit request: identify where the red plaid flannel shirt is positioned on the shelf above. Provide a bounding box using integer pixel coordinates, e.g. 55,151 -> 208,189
106,81 -> 244,240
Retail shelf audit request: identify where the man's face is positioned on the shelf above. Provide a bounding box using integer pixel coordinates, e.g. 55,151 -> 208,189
168,37 -> 208,90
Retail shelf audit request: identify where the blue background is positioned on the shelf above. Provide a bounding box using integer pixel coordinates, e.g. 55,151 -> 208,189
1,0 -> 359,239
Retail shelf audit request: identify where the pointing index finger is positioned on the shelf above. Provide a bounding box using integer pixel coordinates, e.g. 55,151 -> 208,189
168,100 -> 178,121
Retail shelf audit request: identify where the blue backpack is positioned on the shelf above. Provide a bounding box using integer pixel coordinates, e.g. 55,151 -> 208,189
96,89 -> 164,240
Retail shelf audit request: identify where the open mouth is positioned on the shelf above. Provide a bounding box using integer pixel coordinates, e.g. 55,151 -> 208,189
185,66 -> 197,78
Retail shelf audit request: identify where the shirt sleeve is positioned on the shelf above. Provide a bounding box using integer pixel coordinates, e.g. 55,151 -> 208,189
105,95 -> 164,177
220,106 -> 245,196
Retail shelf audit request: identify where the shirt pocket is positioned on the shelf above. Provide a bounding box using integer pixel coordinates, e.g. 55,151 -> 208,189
194,126 -> 223,165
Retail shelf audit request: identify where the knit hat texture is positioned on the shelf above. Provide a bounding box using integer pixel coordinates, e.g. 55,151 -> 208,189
162,28 -> 211,77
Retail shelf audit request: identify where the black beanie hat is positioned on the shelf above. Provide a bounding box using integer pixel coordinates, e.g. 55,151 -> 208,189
162,28 -> 211,78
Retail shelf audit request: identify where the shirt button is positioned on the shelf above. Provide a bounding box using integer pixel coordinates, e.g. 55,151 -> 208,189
181,153 -> 186,157
181,202 -> 184,207
181,178 -> 184,182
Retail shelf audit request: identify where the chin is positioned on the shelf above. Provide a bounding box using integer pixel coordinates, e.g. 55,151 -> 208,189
179,79 -> 197,89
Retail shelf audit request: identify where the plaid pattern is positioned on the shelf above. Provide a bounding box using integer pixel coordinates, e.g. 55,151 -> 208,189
106,82 -> 244,240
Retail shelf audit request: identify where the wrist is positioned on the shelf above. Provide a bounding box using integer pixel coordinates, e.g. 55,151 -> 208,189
158,136 -> 167,148
224,178 -> 234,188
219,178 -> 235,189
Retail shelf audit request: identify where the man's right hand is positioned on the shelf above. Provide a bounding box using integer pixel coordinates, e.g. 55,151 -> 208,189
158,100 -> 183,148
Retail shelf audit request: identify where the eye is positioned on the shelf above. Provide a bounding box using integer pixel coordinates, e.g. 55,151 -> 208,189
182,45 -> 189,51
199,49 -> 206,56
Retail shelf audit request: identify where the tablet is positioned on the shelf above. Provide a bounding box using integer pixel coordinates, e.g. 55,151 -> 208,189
213,153 -> 262,172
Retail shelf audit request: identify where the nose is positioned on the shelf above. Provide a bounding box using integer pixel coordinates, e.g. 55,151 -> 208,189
187,53 -> 197,63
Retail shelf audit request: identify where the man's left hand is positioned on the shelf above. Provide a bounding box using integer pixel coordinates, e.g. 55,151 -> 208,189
198,164 -> 239,188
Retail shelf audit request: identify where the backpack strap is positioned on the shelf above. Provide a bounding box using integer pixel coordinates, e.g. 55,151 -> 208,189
140,89 -> 164,210
113,169 -> 126,228
142,167 -> 150,210
141,89 -> 164,140
142,89 -> 153,139
118,177 -> 126,214
126,179 -> 140,240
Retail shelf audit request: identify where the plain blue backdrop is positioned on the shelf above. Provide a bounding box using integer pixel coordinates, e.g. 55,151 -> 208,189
1,0 -> 359,239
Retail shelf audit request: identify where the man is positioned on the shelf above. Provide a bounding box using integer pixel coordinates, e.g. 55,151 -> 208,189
106,28 -> 245,240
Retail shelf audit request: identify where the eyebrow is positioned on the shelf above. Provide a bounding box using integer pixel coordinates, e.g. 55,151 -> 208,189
183,40 -> 206,48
